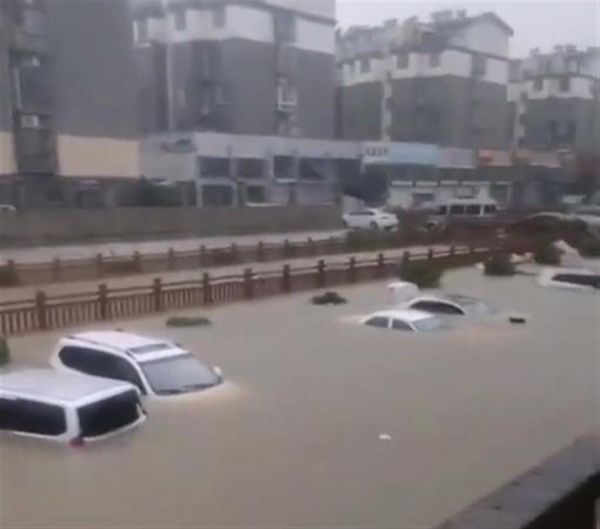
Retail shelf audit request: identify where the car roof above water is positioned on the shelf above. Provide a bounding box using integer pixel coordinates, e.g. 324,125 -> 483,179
369,309 -> 433,322
0,369 -> 134,405
67,330 -> 170,352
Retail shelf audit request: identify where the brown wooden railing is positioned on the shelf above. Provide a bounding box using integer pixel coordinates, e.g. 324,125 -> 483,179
0,241 -> 531,337
0,228 -> 499,288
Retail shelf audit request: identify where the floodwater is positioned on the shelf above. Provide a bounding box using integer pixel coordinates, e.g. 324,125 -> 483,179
1,265 -> 599,528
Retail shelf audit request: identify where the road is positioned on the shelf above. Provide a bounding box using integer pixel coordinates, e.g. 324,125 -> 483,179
2,267 -> 597,528
0,229 -> 345,265
0,244 -> 450,302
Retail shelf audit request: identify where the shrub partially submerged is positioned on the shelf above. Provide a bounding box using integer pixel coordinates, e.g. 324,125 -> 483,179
0,336 -> 11,367
311,291 -> 348,305
166,316 -> 212,327
533,242 -> 562,265
397,260 -> 443,288
484,253 -> 516,276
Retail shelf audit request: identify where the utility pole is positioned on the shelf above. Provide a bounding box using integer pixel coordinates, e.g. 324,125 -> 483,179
162,0 -> 175,132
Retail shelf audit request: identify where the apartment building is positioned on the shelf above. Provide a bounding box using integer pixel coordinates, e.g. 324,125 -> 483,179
509,45 -> 600,151
133,0 -> 336,139
0,0 -> 140,184
336,10 -> 513,149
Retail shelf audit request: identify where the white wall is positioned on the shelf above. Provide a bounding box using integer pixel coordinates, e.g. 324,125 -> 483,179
485,58 -> 509,85
264,0 -> 335,21
527,76 -> 595,100
139,4 -> 334,55
449,19 -> 510,58
296,17 -> 335,54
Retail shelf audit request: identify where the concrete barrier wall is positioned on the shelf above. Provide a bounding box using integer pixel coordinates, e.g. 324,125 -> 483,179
0,205 -> 342,247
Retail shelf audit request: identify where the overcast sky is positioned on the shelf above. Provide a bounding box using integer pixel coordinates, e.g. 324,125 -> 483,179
336,1 -> 600,57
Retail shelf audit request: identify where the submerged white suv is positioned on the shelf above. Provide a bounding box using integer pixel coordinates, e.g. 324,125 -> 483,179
0,369 -> 146,446
50,331 -> 223,397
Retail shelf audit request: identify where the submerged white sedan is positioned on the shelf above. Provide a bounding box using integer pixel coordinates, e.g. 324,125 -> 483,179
399,294 -> 497,317
361,309 -> 449,332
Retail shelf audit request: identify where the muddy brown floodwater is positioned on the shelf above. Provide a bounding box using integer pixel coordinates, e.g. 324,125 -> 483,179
1,265 -> 599,529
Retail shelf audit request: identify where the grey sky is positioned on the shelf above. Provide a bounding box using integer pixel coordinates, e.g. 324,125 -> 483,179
336,1 -> 600,57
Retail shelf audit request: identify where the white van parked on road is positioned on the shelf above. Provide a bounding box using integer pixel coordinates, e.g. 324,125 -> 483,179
429,198 -> 499,227
0,369 -> 146,446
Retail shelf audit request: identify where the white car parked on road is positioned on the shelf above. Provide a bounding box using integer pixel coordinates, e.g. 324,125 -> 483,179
342,209 -> 399,231
0,369 -> 146,446
51,331 -> 223,397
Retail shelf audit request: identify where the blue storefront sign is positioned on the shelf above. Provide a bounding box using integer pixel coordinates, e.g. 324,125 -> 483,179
362,142 -> 440,166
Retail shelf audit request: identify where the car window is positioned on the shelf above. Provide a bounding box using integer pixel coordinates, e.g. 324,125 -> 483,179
391,319 -> 413,331
437,205 -> 448,215
411,301 -> 464,315
553,273 -> 600,289
59,346 -> 145,393
364,316 -> 389,328
0,397 -> 66,436
412,316 -> 450,332
465,205 -> 481,215
449,205 -> 465,215
139,353 -> 221,395
484,205 -> 497,214
77,390 -> 142,438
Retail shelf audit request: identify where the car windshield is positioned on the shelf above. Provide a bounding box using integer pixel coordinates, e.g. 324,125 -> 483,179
412,315 -> 450,332
445,295 -> 496,315
139,353 -> 221,395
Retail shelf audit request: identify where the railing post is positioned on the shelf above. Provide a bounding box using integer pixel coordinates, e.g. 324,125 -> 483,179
256,241 -> 265,262
98,283 -> 108,320
307,237 -> 314,257
133,251 -> 141,272
230,243 -> 239,264
284,239 -> 291,259
202,272 -> 212,305
282,264 -> 291,293
152,278 -> 163,312
428,248 -> 434,260
199,245 -> 207,267
450,244 -> 456,256
95,253 -> 104,279
167,247 -> 175,271
316,259 -> 326,288
348,256 -> 356,283
402,251 -> 411,266
52,257 -> 61,282
35,290 -> 47,330
243,267 -> 254,299
377,252 -> 385,277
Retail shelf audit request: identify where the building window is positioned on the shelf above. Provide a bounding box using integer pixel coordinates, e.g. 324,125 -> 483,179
360,58 -> 370,73
559,76 -> 571,92
274,11 -> 296,43
533,77 -> 543,92
396,52 -> 409,69
473,54 -> 487,76
213,5 -> 226,28
429,52 -> 441,68
136,19 -> 148,44
174,9 -> 186,31
19,113 -> 41,129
